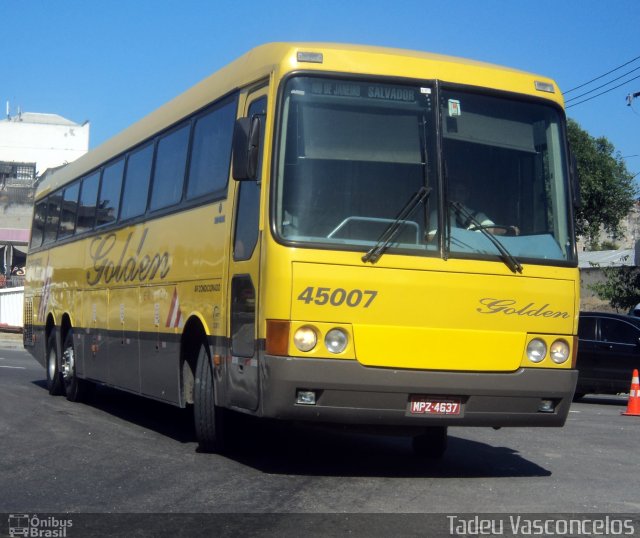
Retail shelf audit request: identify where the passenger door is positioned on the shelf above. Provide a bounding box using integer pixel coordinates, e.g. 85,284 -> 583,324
226,87 -> 267,411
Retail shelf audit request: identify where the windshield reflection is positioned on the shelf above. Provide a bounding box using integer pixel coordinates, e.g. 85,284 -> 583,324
275,76 -> 575,265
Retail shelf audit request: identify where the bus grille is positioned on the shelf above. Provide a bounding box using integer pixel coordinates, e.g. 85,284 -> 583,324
23,298 -> 33,347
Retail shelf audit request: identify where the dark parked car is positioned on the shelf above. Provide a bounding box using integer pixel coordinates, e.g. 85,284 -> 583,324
575,311 -> 640,399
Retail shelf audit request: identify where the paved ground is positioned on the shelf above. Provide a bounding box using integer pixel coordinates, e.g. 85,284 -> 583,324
0,330 -> 24,349
3,335 -> 640,536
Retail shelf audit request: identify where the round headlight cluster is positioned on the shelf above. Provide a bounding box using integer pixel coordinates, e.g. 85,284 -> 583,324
550,339 -> 570,364
293,326 -> 317,352
526,338 -> 547,363
325,328 -> 349,354
293,326 -> 349,354
526,338 -> 570,364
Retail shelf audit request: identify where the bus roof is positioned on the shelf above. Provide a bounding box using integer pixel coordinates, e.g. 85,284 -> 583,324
36,42 -> 563,198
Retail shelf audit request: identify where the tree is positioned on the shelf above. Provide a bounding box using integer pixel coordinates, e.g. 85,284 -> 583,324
589,261 -> 640,312
567,118 -> 637,248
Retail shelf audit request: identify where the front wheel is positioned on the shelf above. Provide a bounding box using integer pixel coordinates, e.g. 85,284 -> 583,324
193,340 -> 228,453
61,330 -> 91,402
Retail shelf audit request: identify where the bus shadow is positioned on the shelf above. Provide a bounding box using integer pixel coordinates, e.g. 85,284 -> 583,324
31,379 -> 551,478
32,380 -> 196,444
225,419 -> 551,479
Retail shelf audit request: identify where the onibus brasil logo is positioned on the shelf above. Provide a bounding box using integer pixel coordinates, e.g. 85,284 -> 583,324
8,514 -> 73,537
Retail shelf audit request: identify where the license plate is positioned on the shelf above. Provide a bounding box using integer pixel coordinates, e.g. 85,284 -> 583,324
409,396 -> 461,415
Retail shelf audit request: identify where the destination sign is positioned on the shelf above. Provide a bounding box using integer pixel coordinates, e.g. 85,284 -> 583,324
307,80 -> 419,104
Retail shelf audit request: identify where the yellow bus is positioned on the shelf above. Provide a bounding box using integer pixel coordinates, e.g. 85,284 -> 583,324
23,43 -> 579,457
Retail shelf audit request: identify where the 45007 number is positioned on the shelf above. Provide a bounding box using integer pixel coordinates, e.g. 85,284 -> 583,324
297,287 -> 378,308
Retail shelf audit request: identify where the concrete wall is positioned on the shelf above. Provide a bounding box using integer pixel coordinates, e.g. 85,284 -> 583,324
580,267 -> 616,313
0,286 -> 23,328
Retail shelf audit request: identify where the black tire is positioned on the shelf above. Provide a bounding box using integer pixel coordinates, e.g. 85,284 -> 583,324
573,392 -> 586,401
61,330 -> 91,402
412,426 -> 448,459
46,331 -> 64,395
193,340 -> 227,453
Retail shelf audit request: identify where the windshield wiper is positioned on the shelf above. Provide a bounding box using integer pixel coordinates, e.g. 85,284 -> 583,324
362,186 -> 431,264
450,201 -> 523,273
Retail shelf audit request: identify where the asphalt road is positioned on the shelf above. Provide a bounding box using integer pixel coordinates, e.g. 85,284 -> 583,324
1,340 -> 639,535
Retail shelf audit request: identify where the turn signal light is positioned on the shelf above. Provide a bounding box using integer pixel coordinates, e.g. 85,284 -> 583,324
266,320 -> 290,356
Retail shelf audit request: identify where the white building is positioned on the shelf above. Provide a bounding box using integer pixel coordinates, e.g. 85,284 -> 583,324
0,111 -> 90,306
0,111 -> 90,175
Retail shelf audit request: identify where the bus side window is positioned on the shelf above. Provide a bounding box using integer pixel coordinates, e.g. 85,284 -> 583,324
186,98 -> 236,200
96,158 -> 124,227
30,199 -> 47,248
43,192 -> 62,244
149,123 -> 190,212
76,171 -> 100,234
120,143 -> 154,221
58,182 -> 80,239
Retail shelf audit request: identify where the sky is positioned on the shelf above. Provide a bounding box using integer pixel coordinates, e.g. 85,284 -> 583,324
2,0 -> 639,178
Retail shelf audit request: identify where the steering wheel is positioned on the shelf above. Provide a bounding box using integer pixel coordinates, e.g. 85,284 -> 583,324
468,224 -> 519,236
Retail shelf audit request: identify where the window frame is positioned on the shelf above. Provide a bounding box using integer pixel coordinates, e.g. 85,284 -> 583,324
75,171 -> 101,236
185,95 -> 237,202
96,157 -> 125,229
30,199 -> 48,249
27,89 -> 240,253
58,181 -> 81,239
42,191 -> 63,245
271,72 -> 577,269
119,141 -> 155,223
148,121 -> 192,213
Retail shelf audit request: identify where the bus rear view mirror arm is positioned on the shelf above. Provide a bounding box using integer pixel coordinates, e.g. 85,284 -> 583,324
232,115 -> 262,181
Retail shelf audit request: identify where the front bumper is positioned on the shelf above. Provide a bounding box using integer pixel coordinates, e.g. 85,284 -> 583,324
260,355 -> 577,428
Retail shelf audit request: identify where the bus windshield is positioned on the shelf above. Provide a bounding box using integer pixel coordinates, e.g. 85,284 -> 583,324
275,75 -> 575,265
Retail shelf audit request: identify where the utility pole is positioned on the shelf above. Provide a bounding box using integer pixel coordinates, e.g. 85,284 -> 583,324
627,91 -> 640,105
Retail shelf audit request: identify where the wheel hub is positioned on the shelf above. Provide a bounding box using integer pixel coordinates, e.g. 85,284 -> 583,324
61,347 -> 74,380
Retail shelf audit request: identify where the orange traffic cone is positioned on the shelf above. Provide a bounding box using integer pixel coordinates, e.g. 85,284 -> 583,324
622,369 -> 640,416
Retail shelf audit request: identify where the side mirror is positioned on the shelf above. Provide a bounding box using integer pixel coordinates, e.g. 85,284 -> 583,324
232,115 -> 261,181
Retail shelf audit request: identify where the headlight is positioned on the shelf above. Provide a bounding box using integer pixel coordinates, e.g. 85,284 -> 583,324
294,326 -> 317,352
526,338 -> 547,363
550,339 -> 570,364
325,328 -> 348,354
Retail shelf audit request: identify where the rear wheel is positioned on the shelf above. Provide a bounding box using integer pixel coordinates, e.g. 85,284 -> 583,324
193,339 -> 227,452
61,330 -> 91,402
46,331 -> 64,396
412,426 -> 448,459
